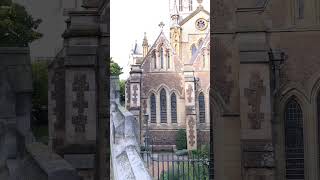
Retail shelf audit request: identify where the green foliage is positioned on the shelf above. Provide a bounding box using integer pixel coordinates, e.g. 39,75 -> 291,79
32,125 -> 48,145
191,145 -> 210,159
119,80 -> 126,105
31,60 -> 48,110
175,129 -> 187,150
0,0 -> 42,46
110,58 -> 123,76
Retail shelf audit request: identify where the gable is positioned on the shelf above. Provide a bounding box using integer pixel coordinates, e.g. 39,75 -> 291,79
140,32 -> 183,72
179,6 -> 210,26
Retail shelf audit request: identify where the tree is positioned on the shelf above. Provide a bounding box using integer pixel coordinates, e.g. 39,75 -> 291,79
119,80 -> 126,105
110,58 -> 123,76
0,0 -> 42,46
31,60 -> 48,125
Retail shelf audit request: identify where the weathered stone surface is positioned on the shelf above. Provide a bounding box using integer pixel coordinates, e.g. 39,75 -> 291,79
110,77 -> 151,180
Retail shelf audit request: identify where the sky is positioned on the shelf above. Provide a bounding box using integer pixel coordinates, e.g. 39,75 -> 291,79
110,0 -> 171,80
111,0 -> 210,80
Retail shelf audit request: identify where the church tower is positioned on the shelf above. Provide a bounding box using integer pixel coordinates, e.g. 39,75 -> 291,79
170,0 -> 182,58
142,32 -> 149,57
169,0 -> 195,19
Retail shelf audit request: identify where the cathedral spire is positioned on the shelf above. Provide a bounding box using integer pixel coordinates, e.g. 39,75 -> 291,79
142,32 -> 149,57
170,0 -> 180,28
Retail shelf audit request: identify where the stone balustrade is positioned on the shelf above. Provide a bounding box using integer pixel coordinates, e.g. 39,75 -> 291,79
110,76 -> 152,180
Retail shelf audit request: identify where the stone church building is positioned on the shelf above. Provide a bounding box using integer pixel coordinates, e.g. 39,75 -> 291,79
126,0 -> 210,150
211,0 -> 320,179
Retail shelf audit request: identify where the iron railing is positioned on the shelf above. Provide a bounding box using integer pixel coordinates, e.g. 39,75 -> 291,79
141,145 -> 210,180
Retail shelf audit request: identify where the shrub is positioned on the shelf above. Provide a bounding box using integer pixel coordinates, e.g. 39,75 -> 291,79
175,149 -> 188,156
175,129 -> 187,150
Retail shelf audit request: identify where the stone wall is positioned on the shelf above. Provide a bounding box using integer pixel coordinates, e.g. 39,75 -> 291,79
110,76 -> 152,180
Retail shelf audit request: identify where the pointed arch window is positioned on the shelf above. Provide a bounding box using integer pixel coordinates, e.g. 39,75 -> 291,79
160,47 -> 164,69
202,52 -> 206,68
160,89 -> 167,123
179,0 -> 183,11
167,50 -> 170,69
199,92 -> 205,123
198,39 -> 204,47
153,51 -> 157,69
284,97 -> 304,180
297,0 -> 304,19
317,92 -> 320,173
191,44 -> 197,57
171,93 -> 177,123
189,0 -> 193,11
150,93 -> 156,123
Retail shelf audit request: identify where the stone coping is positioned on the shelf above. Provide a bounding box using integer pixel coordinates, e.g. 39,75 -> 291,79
26,142 -> 79,179
0,47 -> 29,54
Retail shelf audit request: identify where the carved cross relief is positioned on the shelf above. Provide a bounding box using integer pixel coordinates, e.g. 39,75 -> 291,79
72,73 -> 89,133
186,84 -> 193,103
188,116 -> 196,147
132,84 -> 139,106
244,72 -> 266,129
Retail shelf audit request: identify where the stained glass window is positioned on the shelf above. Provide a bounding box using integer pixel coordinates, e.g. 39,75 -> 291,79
167,51 -> 170,69
189,0 -> 193,11
160,48 -> 164,69
150,93 -> 156,123
171,93 -> 177,123
297,0 -> 304,19
160,89 -> 167,123
153,51 -> 156,69
317,92 -> 320,174
199,93 -> 205,123
191,44 -> 197,57
285,97 -> 304,180
203,53 -> 206,68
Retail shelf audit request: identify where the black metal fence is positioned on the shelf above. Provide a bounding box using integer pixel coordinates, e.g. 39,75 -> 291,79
142,150 -> 210,180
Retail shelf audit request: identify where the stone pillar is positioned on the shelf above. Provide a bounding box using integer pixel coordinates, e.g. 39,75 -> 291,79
48,6 -> 105,180
110,76 -> 120,104
238,32 -> 275,179
0,47 -> 33,177
128,65 -> 142,143
184,65 -> 197,150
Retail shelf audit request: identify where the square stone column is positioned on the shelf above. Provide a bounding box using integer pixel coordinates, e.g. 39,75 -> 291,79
184,66 -> 197,150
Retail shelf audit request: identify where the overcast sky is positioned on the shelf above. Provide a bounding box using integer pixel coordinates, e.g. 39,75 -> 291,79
110,0 -> 209,80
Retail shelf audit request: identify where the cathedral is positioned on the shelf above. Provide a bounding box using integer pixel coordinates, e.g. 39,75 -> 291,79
125,0 -> 210,150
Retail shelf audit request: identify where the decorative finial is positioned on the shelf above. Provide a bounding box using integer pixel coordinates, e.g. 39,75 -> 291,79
158,21 -> 165,30
143,32 -> 148,46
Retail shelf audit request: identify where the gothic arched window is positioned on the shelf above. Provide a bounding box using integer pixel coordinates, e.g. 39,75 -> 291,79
171,93 -> 177,123
160,47 -> 164,69
167,51 -> 170,69
202,50 -> 206,68
189,0 -> 193,11
160,89 -> 167,123
199,92 -> 205,123
284,97 -> 304,180
297,0 -> 304,19
191,44 -> 197,57
150,93 -> 156,123
317,92 -> 320,173
179,0 -> 183,11
198,39 -> 203,47
153,51 -> 157,69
